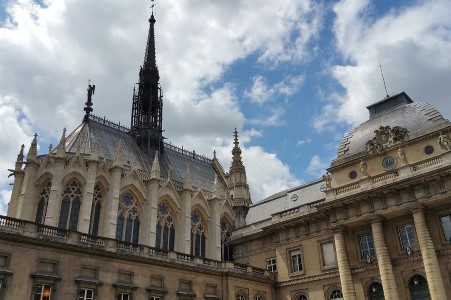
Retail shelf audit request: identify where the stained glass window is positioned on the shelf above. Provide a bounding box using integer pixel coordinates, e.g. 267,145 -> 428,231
191,210 -> 206,257
156,202 -> 175,251
89,184 -> 103,236
116,192 -> 141,244
58,179 -> 82,230
35,181 -> 51,224
221,217 -> 234,261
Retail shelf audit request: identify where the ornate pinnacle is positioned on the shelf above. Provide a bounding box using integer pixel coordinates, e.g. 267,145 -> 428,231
27,133 -> 38,161
150,151 -> 160,179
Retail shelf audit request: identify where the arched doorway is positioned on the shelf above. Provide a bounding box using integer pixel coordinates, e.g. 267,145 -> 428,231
368,282 -> 384,300
409,275 -> 430,300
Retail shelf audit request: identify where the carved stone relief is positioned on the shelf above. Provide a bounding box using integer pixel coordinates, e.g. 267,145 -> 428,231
366,126 -> 408,154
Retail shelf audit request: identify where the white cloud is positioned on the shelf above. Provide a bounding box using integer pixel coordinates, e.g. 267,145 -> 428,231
296,138 -> 311,146
0,189 -> 12,216
306,154 -> 329,177
249,107 -> 285,127
245,75 -> 305,104
315,0 -> 451,130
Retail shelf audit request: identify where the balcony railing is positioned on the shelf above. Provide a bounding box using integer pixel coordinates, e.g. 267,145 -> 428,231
0,215 -> 275,280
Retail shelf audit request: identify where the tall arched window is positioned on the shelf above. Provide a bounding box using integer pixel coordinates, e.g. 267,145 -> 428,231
116,192 -> 141,244
191,210 -> 206,257
329,290 -> 343,300
221,216 -> 234,261
35,181 -> 51,224
89,183 -> 103,236
155,202 -> 175,251
58,179 -> 82,230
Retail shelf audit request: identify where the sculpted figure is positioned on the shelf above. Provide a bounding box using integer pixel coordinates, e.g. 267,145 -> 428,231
359,159 -> 369,177
438,132 -> 451,151
397,147 -> 408,165
323,172 -> 332,189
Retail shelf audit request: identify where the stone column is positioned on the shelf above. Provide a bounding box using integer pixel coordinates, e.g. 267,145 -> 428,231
16,160 -> 38,221
208,197 -> 221,260
78,160 -> 98,233
412,207 -> 447,300
333,227 -> 356,300
371,218 -> 399,300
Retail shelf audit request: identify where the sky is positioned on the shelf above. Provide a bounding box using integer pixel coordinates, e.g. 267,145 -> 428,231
1,0 -> 451,215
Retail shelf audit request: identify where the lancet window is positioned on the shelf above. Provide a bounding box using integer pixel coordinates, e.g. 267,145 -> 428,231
221,216 -> 234,261
116,192 -> 141,244
35,181 -> 52,224
58,179 -> 82,230
190,210 -> 206,258
155,202 -> 175,251
89,183 -> 103,236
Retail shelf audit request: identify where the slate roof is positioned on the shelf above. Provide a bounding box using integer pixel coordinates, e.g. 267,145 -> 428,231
61,116 -> 219,192
245,179 -> 325,225
336,93 -> 448,159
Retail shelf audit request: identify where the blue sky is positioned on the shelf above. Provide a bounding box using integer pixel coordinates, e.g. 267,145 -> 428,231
1,0 -> 451,214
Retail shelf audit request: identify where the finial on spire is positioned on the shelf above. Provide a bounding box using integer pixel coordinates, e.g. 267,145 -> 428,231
84,80 -> 95,122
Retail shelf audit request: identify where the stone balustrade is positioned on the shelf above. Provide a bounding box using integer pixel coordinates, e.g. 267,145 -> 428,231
0,215 -> 274,280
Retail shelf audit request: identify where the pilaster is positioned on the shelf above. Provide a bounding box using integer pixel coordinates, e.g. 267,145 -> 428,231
44,156 -> 64,227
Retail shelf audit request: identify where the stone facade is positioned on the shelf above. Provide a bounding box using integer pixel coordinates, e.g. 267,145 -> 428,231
2,6 -> 451,300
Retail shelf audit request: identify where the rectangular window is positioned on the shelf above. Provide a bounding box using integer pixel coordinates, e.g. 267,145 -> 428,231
78,288 -> 94,300
116,293 -> 129,300
150,297 -> 160,300
398,224 -> 417,251
290,249 -> 302,273
321,242 -> 336,267
266,257 -> 277,272
359,234 -> 375,259
440,214 -> 451,242
34,284 -> 52,300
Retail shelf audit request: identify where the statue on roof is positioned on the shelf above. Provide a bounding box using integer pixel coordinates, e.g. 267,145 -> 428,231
84,81 -> 95,122
438,132 -> 451,151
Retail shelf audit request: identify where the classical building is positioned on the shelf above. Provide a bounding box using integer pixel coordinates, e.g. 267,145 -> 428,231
1,8 -> 451,300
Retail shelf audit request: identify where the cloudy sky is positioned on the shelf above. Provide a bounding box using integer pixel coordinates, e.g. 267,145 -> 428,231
1,0 -> 451,214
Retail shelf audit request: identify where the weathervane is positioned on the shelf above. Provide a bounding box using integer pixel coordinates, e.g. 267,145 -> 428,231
83,79 -> 95,122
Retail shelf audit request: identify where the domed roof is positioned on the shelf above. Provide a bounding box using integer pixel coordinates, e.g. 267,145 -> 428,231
336,92 -> 448,160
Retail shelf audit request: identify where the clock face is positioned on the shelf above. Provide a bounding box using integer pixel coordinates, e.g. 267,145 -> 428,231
382,156 -> 396,170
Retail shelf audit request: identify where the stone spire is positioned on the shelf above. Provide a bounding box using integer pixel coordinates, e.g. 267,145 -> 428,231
27,133 -> 38,161
15,144 -> 25,170
56,128 -> 66,158
150,151 -> 160,179
228,129 -> 251,228
130,5 -> 164,160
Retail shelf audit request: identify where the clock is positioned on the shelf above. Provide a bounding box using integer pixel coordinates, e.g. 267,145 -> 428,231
382,156 -> 396,170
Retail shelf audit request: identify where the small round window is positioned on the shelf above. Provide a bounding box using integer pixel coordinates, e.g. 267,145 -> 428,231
349,171 -> 357,179
424,145 -> 434,155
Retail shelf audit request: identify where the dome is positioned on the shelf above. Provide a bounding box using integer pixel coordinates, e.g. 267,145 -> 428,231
336,92 -> 448,160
